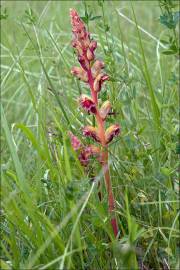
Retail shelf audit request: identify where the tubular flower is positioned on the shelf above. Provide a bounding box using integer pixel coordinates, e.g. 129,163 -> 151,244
78,144 -> 100,166
78,55 -> 90,71
79,94 -> 96,114
87,48 -> 94,61
88,144 -> 100,156
105,124 -> 120,144
93,73 -> 109,92
68,131 -> 100,166
92,60 -> 105,78
89,40 -> 97,52
71,67 -> 88,82
99,100 -> 111,120
78,148 -> 92,166
82,126 -> 100,142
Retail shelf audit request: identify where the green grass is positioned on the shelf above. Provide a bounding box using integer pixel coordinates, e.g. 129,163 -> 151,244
1,1 -> 179,269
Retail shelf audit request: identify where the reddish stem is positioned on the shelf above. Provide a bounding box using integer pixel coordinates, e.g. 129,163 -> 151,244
102,150 -> 119,237
87,66 -> 119,238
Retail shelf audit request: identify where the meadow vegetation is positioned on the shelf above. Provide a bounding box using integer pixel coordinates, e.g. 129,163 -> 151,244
1,1 -> 179,269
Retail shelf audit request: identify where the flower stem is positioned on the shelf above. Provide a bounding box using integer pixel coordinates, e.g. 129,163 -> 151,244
102,150 -> 119,237
87,67 -> 119,238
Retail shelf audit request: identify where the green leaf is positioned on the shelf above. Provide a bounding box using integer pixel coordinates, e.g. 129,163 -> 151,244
97,0 -> 104,7
90,15 -> 102,21
160,12 -> 179,29
0,259 -> 11,270
80,16 -> 88,24
160,39 -> 170,45
162,49 -> 177,55
24,8 -> 37,25
1,105 -> 27,191
0,7 -> 8,20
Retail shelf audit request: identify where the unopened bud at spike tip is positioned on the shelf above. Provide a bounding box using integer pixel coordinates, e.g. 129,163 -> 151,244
70,8 -> 96,66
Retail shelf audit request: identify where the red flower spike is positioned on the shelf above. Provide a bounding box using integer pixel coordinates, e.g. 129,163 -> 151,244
82,126 -> 100,142
70,9 -> 87,39
68,131 -> 82,151
94,73 -> 109,92
71,66 -> 88,82
70,9 -> 119,238
105,124 -> 120,144
99,100 -> 111,120
79,94 -> 96,114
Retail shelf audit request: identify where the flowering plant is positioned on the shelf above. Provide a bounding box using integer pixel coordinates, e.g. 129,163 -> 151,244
69,9 -> 120,237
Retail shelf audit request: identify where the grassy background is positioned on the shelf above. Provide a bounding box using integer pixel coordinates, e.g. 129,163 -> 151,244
1,1 -> 179,269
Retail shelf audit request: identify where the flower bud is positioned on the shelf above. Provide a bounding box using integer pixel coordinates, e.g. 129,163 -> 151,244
78,150 -> 90,166
83,33 -> 91,48
92,60 -> 105,78
94,73 -> 109,92
72,40 -> 83,55
70,9 -> 86,36
99,100 -> 111,120
78,55 -> 90,70
88,145 -> 100,155
79,95 -> 96,114
68,131 -> 82,151
89,40 -> 97,52
78,145 -> 100,166
82,126 -> 100,142
87,48 -> 94,61
105,124 -> 120,144
71,67 -> 88,82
